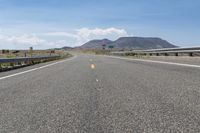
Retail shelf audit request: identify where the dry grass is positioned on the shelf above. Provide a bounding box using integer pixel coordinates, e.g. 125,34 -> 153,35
0,50 -> 70,58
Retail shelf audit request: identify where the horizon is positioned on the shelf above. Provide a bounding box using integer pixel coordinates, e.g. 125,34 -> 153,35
0,0 -> 200,49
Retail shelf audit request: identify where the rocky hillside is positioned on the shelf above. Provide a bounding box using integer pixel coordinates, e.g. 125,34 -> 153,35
79,39 -> 113,49
79,37 -> 176,50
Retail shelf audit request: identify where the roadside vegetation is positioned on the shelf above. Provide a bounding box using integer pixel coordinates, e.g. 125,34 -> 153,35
0,49 -> 72,72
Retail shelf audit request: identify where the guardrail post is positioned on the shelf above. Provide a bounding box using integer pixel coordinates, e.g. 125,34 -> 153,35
189,52 -> 193,57
19,61 -> 22,66
10,62 -> 14,67
165,53 -> 169,56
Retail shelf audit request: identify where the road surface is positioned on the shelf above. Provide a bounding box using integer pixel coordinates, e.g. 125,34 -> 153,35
0,54 -> 200,132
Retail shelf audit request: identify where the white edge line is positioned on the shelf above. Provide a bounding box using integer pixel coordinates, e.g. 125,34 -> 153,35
104,55 -> 200,68
0,56 -> 76,81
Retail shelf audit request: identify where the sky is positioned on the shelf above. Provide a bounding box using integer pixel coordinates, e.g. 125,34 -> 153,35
0,0 -> 200,49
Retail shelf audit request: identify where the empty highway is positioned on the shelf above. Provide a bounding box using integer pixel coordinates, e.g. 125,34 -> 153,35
0,54 -> 200,133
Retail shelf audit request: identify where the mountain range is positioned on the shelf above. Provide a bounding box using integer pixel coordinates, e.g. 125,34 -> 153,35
79,37 -> 177,50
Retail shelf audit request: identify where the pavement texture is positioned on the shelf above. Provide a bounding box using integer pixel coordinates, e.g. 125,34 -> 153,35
0,54 -> 200,133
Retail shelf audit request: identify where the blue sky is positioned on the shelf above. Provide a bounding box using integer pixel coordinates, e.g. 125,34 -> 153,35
0,0 -> 200,49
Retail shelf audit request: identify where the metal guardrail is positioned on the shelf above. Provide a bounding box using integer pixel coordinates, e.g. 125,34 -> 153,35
136,47 -> 200,52
0,56 -> 60,63
111,47 -> 200,57
0,56 -> 61,71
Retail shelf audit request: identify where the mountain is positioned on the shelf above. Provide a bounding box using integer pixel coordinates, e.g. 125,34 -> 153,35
80,39 -> 113,49
79,37 -> 177,50
110,37 -> 176,49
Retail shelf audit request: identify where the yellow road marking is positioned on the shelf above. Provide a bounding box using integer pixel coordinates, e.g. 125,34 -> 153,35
91,64 -> 95,69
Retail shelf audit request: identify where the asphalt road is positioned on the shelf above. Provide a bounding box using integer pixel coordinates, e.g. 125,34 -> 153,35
0,54 -> 200,133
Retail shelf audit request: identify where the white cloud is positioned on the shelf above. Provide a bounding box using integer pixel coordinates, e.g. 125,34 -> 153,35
47,40 -> 68,47
44,27 -> 129,46
0,27 -> 130,49
76,27 -> 128,37
43,32 -> 78,39
9,35 -> 45,45
75,28 -> 129,46
0,34 -> 47,49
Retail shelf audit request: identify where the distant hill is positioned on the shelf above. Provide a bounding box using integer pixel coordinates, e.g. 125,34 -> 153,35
61,46 -> 73,50
52,46 -> 73,50
79,37 -> 177,50
80,39 -> 113,49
